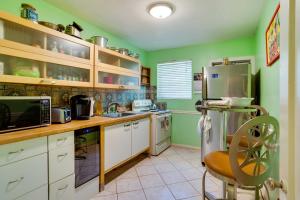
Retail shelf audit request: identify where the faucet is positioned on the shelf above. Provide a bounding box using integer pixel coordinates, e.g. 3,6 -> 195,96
106,102 -> 120,113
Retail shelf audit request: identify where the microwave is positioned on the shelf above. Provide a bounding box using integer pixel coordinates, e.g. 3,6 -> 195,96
0,96 -> 51,133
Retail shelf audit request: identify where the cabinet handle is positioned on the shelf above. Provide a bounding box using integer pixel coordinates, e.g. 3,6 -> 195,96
8,177 -> 24,185
57,137 -> 67,145
58,184 -> 69,191
119,85 -> 125,89
124,124 -> 131,127
57,153 -> 68,159
8,148 -> 24,155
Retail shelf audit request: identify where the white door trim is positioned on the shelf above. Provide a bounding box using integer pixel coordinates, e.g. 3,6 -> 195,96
280,0 -> 296,199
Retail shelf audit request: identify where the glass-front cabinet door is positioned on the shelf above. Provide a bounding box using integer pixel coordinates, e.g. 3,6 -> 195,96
95,68 -> 140,89
0,12 -> 93,87
0,50 -> 93,87
94,46 -> 141,89
95,46 -> 140,74
0,12 -> 93,65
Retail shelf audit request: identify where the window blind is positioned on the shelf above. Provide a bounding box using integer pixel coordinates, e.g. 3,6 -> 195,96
157,60 -> 192,99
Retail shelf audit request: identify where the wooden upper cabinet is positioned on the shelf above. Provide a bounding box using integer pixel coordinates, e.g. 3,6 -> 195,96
94,46 -> 141,89
0,11 -> 94,87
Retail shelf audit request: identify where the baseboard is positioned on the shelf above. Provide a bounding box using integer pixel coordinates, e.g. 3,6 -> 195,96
171,143 -> 201,150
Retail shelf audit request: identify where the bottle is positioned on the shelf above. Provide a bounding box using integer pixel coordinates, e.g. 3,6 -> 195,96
95,96 -> 103,116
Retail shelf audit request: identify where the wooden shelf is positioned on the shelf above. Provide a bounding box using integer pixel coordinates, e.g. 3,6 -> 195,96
141,66 -> 150,87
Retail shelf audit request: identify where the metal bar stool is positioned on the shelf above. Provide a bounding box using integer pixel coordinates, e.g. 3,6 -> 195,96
202,115 -> 279,200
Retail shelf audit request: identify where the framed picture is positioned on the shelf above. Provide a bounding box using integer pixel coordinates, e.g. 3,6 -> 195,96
265,4 -> 280,66
193,73 -> 203,94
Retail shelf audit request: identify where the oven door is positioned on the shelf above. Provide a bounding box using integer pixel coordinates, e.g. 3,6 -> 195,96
155,113 -> 172,144
0,98 -> 43,133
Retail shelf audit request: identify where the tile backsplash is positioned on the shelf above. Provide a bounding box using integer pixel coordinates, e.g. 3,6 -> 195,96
0,83 -> 157,110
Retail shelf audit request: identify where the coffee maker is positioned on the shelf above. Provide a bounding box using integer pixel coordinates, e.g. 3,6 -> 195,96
70,95 -> 91,120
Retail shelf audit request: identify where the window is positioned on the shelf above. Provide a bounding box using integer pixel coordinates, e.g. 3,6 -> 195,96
157,60 -> 192,99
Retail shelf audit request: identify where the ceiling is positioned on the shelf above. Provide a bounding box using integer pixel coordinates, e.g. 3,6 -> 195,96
45,0 -> 267,51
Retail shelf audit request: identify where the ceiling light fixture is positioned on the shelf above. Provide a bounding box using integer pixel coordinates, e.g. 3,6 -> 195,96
148,2 -> 174,19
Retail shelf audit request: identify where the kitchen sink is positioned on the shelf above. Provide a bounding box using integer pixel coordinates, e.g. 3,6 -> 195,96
102,112 -> 136,118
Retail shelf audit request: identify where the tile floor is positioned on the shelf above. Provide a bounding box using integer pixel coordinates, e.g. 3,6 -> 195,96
91,146 -> 256,200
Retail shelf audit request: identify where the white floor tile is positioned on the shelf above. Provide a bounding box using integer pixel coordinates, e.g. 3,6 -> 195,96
160,171 -> 186,185
135,158 -> 153,166
136,165 -> 158,176
180,168 -> 203,181
144,186 -> 175,200
117,190 -> 146,200
90,194 -> 117,200
150,156 -> 170,165
181,196 -> 202,200
139,174 -> 165,189
155,163 -> 177,173
116,177 -> 142,193
173,160 -> 194,170
167,182 -> 199,199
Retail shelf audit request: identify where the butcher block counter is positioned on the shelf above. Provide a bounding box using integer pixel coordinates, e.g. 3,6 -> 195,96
0,113 -> 151,145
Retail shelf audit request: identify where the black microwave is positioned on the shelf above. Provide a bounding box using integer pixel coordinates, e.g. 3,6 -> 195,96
0,96 -> 51,133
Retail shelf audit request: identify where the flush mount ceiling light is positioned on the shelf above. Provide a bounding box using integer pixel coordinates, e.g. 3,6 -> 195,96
148,2 -> 174,19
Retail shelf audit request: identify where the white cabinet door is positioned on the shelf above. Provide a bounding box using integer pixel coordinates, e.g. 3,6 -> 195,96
0,153 -> 48,200
132,118 -> 150,156
49,174 -> 75,200
104,122 -> 132,171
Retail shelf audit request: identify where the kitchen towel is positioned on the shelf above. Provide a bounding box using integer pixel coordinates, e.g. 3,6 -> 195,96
197,115 -> 212,143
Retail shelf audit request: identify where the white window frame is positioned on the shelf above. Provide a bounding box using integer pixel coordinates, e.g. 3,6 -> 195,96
157,60 -> 192,100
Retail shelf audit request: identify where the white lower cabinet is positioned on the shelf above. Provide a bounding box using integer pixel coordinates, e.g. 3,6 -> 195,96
104,117 -> 150,172
132,118 -> 150,156
105,122 -> 132,171
0,153 -> 48,200
49,174 -> 75,200
16,185 -> 48,200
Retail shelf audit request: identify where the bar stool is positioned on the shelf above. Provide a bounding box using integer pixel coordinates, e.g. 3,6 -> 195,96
226,105 -> 269,148
202,115 -> 279,200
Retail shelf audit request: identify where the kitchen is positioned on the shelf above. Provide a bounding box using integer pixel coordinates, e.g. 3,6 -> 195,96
0,0 -> 298,200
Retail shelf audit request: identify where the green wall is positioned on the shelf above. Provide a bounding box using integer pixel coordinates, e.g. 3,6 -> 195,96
146,36 -> 256,147
255,0 -> 280,197
255,0 -> 280,119
0,0 -> 146,64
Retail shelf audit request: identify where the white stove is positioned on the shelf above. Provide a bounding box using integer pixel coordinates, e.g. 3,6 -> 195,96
132,100 -> 172,155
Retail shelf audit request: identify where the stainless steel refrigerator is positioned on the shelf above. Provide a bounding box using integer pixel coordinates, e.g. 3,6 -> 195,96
200,64 -> 253,163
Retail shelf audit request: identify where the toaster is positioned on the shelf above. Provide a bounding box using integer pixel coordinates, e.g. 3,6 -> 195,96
51,107 -> 71,123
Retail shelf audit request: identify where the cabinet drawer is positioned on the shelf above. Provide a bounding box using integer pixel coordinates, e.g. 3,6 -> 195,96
49,144 -> 74,183
50,174 -> 75,200
0,137 -> 47,167
0,153 -> 48,200
48,131 -> 74,151
16,185 -> 48,200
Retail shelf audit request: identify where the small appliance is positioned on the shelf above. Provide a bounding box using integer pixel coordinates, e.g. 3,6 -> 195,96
0,96 -> 51,133
70,95 -> 91,120
51,107 -> 71,124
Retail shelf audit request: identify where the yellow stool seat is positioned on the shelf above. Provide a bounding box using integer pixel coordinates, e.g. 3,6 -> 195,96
204,151 -> 265,181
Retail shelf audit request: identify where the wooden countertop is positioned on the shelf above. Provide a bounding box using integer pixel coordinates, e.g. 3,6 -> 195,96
0,113 -> 151,145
